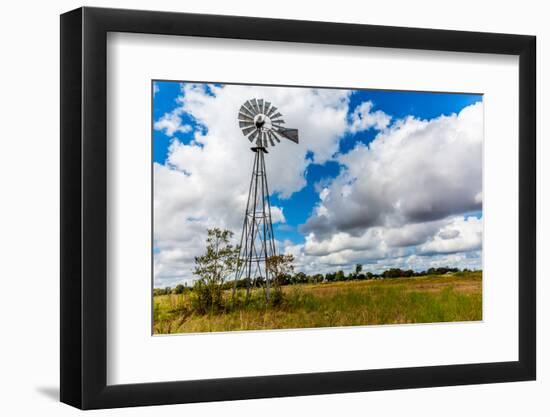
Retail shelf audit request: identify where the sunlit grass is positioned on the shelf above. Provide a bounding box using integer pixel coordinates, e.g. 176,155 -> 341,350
153,272 -> 482,334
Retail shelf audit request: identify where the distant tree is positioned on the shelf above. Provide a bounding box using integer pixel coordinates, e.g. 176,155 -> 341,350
174,284 -> 185,294
382,268 -> 403,278
313,274 -> 324,284
354,264 -> 363,277
325,272 -> 336,282
267,254 -> 295,287
335,270 -> 345,281
426,266 -> 459,276
293,272 -> 307,284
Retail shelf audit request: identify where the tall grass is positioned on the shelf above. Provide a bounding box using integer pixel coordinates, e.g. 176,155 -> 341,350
153,272 -> 482,334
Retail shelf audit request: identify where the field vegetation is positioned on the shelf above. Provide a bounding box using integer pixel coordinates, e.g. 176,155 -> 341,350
153,229 -> 482,334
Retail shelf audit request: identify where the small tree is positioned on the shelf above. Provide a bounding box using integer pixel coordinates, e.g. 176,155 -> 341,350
267,254 -> 295,285
354,263 -> 363,278
266,254 -> 295,305
192,228 -> 239,314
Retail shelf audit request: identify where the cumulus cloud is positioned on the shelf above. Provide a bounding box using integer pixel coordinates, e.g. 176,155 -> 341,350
419,216 -> 482,255
270,206 -> 286,224
348,101 -> 391,133
288,216 -> 482,276
302,102 -> 483,238
289,102 -> 483,277
154,111 -> 192,137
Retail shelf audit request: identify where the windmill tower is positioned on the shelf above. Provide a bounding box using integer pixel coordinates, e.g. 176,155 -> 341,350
234,98 -> 299,300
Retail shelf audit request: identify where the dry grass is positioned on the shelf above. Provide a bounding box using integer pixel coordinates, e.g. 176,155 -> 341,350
153,271 -> 482,334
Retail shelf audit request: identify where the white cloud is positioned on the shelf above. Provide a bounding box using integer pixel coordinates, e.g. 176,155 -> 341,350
303,102 -> 483,238
271,206 -> 286,224
154,110 -> 192,137
293,102 -> 483,276
419,216 -> 482,255
348,100 -> 391,133
168,83 -> 351,197
285,216 -> 482,276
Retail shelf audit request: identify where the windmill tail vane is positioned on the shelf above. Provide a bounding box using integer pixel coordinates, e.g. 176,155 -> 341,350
233,98 -> 299,301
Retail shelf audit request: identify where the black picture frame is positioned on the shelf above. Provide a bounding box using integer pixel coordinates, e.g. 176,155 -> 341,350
60,6 -> 536,410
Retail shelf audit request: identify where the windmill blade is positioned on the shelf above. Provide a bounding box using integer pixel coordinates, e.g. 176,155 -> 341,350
242,125 -> 256,136
258,99 -> 264,114
250,99 -> 260,115
260,131 -> 269,148
240,105 -> 255,118
239,118 -> 254,127
267,106 -> 277,117
268,135 -> 275,147
269,130 -> 281,143
264,102 -> 272,115
275,127 -> 299,144
271,119 -> 285,125
244,100 -> 257,116
238,115 -> 254,125
239,121 -> 254,128
248,129 -> 259,143
238,112 -> 254,122
271,112 -> 282,119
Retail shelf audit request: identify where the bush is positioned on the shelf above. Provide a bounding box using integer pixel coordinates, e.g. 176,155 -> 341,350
190,278 -> 224,314
270,285 -> 284,307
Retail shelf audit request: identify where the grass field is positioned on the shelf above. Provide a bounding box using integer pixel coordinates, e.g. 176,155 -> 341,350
153,271 -> 482,334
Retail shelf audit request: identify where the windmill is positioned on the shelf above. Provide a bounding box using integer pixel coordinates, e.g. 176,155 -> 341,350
234,98 -> 299,301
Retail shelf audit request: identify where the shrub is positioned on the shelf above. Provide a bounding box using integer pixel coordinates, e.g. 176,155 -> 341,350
190,278 -> 224,314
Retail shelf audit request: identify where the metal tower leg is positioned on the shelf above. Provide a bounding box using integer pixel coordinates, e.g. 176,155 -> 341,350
234,146 -> 277,303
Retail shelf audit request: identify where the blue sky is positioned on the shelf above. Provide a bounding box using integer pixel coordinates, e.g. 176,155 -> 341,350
153,81 -> 483,286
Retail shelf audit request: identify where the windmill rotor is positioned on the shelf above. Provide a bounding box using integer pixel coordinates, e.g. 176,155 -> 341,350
237,98 -> 299,148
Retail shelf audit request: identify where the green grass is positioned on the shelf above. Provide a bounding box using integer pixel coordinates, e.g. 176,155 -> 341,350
153,272 -> 482,334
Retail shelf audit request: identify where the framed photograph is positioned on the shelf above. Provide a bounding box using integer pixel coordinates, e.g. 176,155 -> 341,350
60,6 -> 536,409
